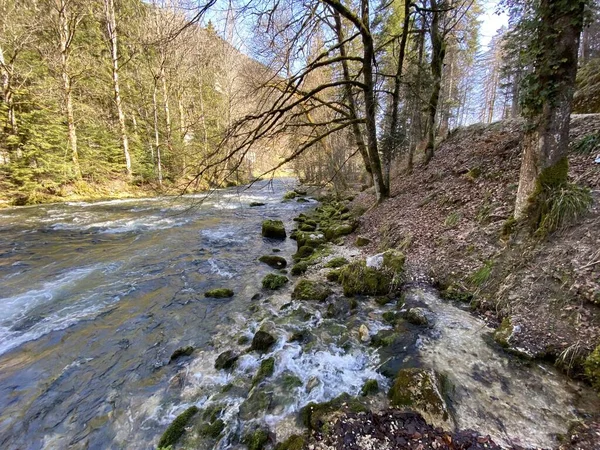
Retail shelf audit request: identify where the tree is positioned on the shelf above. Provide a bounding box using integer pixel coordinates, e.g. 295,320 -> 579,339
512,0 -> 588,220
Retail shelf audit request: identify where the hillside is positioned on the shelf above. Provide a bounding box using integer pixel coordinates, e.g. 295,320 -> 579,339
352,115 -> 600,370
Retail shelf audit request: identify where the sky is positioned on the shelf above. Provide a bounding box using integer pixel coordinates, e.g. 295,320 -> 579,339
479,0 -> 510,49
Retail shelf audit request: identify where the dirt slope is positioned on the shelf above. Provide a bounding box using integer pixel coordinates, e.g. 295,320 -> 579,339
352,115 -> 600,369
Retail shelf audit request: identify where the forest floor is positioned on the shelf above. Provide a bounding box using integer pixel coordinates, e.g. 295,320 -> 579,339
351,114 -> 600,375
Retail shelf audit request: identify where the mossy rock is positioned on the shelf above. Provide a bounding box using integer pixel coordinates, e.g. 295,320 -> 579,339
326,269 -> 341,282
239,390 -> 272,420
292,280 -> 333,302
204,288 -> 234,299
296,231 -> 326,248
291,262 -> 309,276
355,236 -> 371,247
262,220 -> 286,239
250,202 -> 266,207
198,419 -> 225,439
403,307 -> 429,326
215,350 -> 239,370
388,368 -> 449,427
237,335 -> 250,345
259,255 -> 287,269
339,261 -> 393,297
262,273 -> 289,290
253,357 -> 275,386
382,311 -> 401,325
243,429 -> 270,450
294,189 -> 308,196
299,222 -> 316,231
494,317 -> 513,348
275,434 -> 306,450
370,330 -> 398,348
361,379 -> 379,396
584,345 -> 600,391
374,296 -> 393,306
157,406 -> 199,448
293,246 -> 315,260
281,373 -> 303,389
283,191 -> 298,200
251,330 -> 276,352
324,223 -> 356,240
297,198 -> 310,203
300,393 -> 367,431
382,249 -> 405,274
325,257 -> 349,268
201,404 -> 225,423
169,346 -> 194,363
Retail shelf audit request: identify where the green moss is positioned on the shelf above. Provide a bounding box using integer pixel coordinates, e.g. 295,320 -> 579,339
295,231 -> 326,249
326,269 -> 341,282
441,284 -> 473,303
281,373 -> 303,389
325,257 -> 349,268
157,406 -> 199,448
355,236 -> 371,247
198,419 -> 225,438
252,357 -> 275,386
291,262 -> 309,276
204,288 -> 234,299
370,330 -> 398,348
299,222 -> 316,231
293,246 -> 315,260
382,250 -> 405,274
382,311 -> 400,325
258,255 -> 287,269
262,273 -> 289,290
275,434 -> 306,450
584,345 -> 600,391
338,261 -> 393,297
388,368 -> 448,422
243,429 -> 270,450
292,280 -> 333,302
494,317 -> 513,348
501,215 -> 517,239
283,191 -> 298,200
324,223 -> 356,240
262,220 -> 286,239
361,379 -> 379,396
299,393 -> 367,431
374,296 -> 392,306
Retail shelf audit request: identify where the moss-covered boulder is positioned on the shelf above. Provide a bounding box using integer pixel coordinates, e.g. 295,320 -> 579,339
259,255 -> 287,269
324,223 -> 356,240
296,231 -> 326,248
338,261 -> 393,297
388,368 -> 449,428
262,220 -> 286,239
355,236 -> 371,247
300,393 -> 367,431
370,330 -> 399,348
275,434 -> 306,450
157,406 -> 199,448
292,280 -> 333,302
291,261 -> 309,276
299,222 -> 316,231
243,428 -> 270,450
584,345 -> 600,391
253,357 -> 275,386
293,246 -> 315,260
326,269 -> 341,282
169,346 -> 194,363
214,350 -> 239,370
251,330 -> 276,353
361,379 -> 379,396
283,191 -> 298,200
325,257 -> 349,268
239,390 -> 273,419
494,317 -> 513,348
262,273 -> 289,290
204,288 -> 234,299
198,419 -> 225,438
382,249 -> 405,274
404,307 -> 429,326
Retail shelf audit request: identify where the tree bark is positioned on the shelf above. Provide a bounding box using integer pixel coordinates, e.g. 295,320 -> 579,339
152,79 -> 162,186
514,0 -> 585,219
104,0 -> 132,178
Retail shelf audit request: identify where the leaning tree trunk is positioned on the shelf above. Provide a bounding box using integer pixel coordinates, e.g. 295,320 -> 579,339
514,0 -> 586,220
423,0 -> 446,165
104,0 -> 132,178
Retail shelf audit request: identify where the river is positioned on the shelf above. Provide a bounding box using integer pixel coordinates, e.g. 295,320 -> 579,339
0,179 -> 597,450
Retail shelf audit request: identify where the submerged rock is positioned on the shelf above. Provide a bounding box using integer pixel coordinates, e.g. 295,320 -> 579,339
262,220 -> 286,239
250,202 -> 266,207
251,330 -> 276,353
214,350 -> 239,370
388,368 -> 450,428
240,390 -> 273,420
404,307 -> 430,326
169,346 -> 194,363
198,419 -> 225,438
243,428 -> 270,450
262,273 -> 289,290
252,357 -> 275,386
292,280 -> 332,302
204,288 -> 234,299
358,324 -> 370,343
258,255 -> 287,269
157,406 -> 199,448
361,379 -> 379,396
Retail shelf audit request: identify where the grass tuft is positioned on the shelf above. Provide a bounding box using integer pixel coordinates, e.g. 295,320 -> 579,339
537,183 -> 593,237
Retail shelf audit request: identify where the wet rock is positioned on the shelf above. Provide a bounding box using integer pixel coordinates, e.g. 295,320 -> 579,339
382,311 -> 401,325
252,357 -> 275,386
251,330 -> 276,353
300,393 -> 368,431
388,368 -> 450,428
288,329 -> 312,344
294,189 -> 308,196
243,428 -> 270,450
306,376 -> 320,394
262,273 -> 289,290
361,379 -> 379,396
325,256 -> 349,268
169,346 -> 194,363
291,261 -> 309,275
237,335 -> 251,345
204,288 -> 234,298
370,330 -> 398,348
404,307 -> 430,326
297,198 -> 309,203
258,255 -> 287,269
214,350 -> 239,370
283,191 -> 298,200
281,373 -> 303,389
274,434 -> 306,450
251,293 -> 262,300
157,406 -> 199,448
355,236 -> 371,247
358,324 -> 370,342
292,280 -> 333,302
250,202 -> 266,207
198,419 -> 225,438
262,220 -> 286,239
339,261 -> 393,296
326,297 -> 354,318
240,390 -> 273,420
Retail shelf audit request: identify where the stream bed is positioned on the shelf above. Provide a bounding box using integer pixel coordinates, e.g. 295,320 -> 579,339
0,180 -> 597,449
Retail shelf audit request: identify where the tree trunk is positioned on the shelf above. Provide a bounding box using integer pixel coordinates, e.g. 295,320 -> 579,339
423,0 -> 446,165
152,80 -> 162,186
104,0 -> 132,178
514,0 -> 585,219
0,45 -> 16,134
58,0 -> 81,178
408,26 -> 425,173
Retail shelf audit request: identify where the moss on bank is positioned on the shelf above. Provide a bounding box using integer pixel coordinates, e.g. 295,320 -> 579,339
157,406 -> 199,448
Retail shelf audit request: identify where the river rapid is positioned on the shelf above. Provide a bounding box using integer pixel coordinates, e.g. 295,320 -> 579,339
0,179 -> 597,450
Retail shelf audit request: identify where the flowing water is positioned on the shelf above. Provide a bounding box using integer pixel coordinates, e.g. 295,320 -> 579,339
0,180 -> 597,450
